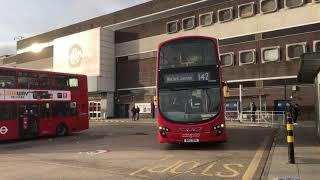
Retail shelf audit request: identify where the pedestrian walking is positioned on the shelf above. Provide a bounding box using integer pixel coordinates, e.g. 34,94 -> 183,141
136,106 -> 140,120
250,102 -> 257,122
292,103 -> 300,125
131,106 -> 136,121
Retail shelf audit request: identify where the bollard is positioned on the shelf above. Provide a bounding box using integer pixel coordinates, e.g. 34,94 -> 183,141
286,112 -> 295,164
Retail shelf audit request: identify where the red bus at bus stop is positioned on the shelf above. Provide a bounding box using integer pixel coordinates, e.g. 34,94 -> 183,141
0,67 -> 89,141
156,36 -> 226,143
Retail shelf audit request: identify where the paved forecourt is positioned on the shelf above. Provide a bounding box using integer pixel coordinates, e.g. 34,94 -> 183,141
0,121 -> 275,180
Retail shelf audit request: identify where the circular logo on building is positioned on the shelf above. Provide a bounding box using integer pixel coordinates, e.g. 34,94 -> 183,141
68,44 -> 83,67
0,126 -> 8,135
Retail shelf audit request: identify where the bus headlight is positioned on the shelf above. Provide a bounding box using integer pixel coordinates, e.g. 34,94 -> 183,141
159,126 -> 170,138
159,126 -> 170,132
212,124 -> 225,136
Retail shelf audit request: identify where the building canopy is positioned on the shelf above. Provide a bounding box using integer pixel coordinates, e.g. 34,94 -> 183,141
298,52 -> 320,83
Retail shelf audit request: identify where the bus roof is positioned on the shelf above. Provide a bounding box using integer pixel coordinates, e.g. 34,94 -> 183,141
158,36 -> 219,48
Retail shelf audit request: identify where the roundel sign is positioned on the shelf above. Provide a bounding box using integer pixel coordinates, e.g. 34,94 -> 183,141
0,126 -> 8,135
68,44 -> 83,67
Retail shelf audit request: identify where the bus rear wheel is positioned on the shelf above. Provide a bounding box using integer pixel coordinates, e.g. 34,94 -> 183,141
56,123 -> 68,136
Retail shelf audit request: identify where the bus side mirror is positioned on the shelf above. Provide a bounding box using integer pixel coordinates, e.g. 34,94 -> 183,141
223,85 -> 230,97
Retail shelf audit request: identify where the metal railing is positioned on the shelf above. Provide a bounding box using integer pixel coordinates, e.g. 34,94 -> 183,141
225,111 -> 286,126
225,111 -> 240,121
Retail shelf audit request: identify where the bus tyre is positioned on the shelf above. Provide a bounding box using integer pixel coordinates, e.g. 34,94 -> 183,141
56,123 -> 68,136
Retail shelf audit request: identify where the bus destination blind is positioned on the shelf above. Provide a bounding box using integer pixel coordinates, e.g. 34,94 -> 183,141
164,72 -> 216,83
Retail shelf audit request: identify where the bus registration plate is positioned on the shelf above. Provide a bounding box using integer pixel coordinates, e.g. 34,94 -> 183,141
184,138 -> 199,143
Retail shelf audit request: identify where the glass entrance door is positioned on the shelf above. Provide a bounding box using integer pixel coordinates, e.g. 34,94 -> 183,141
89,101 -> 101,120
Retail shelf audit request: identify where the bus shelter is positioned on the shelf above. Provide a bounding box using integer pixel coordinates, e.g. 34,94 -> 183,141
298,52 -> 320,141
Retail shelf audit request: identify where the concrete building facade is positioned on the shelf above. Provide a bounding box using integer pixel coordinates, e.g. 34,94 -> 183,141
1,0 -> 320,119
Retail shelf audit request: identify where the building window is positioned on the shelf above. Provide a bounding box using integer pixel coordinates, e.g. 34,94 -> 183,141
182,16 -> 196,30
166,20 -> 179,34
285,0 -> 305,8
239,49 -> 256,65
199,12 -> 214,26
220,53 -> 234,67
286,42 -> 307,60
260,0 -> 278,14
314,40 -> 320,52
238,2 -> 255,18
261,46 -> 280,63
218,7 -> 233,23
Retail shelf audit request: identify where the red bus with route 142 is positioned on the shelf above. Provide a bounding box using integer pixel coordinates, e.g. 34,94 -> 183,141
156,36 -> 227,143
0,66 -> 89,141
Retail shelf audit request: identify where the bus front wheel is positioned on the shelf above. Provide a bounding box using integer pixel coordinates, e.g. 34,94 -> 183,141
56,123 -> 68,136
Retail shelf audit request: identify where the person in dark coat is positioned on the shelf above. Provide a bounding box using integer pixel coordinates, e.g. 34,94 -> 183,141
136,106 -> 140,120
251,102 -> 257,122
131,106 -> 137,121
292,103 -> 300,124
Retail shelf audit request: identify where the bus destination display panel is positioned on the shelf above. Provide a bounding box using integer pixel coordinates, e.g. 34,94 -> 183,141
164,71 -> 218,83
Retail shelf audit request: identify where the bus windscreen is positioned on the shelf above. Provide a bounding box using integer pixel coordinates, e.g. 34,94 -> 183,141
158,86 -> 220,123
159,38 -> 218,69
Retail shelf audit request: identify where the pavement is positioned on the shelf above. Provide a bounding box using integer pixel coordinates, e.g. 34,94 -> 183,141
265,121 -> 320,180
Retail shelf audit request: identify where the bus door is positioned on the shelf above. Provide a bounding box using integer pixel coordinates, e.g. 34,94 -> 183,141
18,104 -> 39,138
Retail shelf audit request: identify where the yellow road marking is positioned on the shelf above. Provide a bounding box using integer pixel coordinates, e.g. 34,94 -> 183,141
148,160 -> 183,173
201,162 -> 216,176
129,166 -> 149,177
242,137 -> 269,180
169,161 -> 200,174
216,164 -> 243,178
129,155 -> 174,177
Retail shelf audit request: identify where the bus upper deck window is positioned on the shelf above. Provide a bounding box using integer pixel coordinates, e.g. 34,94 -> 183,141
0,76 -> 16,88
52,76 -> 68,89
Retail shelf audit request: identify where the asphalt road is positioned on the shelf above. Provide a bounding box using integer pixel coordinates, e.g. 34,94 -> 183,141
0,121 -> 275,180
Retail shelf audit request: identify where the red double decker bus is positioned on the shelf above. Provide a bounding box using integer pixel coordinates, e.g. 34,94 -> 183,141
156,36 -> 226,143
0,67 -> 88,141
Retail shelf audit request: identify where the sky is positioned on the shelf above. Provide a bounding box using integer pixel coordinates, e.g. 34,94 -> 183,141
0,0 -> 150,56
